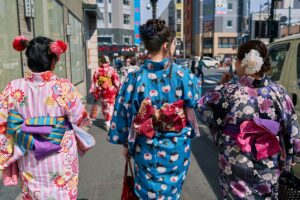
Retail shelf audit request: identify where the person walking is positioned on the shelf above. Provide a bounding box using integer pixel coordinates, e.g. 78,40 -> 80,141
120,57 -> 140,84
197,57 -> 206,82
198,40 -> 300,199
108,19 -> 201,199
90,56 -> 120,130
0,36 -> 91,199
191,58 -> 196,74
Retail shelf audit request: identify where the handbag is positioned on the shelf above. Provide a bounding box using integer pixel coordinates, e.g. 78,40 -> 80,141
278,168 -> 300,199
121,159 -> 138,200
89,103 -> 98,119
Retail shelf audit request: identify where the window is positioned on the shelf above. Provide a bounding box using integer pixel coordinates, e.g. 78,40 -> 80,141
218,37 -> 236,48
227,20 -> 232,28
254,21 -> 268,38
123,36 -> 131,45
228,3 -> 233,10
69,13 -> 84,84
98,36 -> 113,45
124,14 -> 130,24
203,38 -> 213,48
177,10 -> 181,22
177,25 -> 181,32
35,0 -> 66,78
297,44 -> 300,88
0,0 -> 22,90
109,0 -> 111,3
97,0 -> 103,3
109,12 -> 112,23
268,43 -> 290,81
123,0 -> 130,5
177,0 -> 181,3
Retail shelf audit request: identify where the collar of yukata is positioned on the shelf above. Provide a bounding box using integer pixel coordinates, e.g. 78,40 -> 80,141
239,75 -> 270,88
143,58 -> 170,71
25,70 -> 57,83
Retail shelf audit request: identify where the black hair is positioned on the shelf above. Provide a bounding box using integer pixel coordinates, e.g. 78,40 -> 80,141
139,19 -> 175,53
25,36 -> 57,72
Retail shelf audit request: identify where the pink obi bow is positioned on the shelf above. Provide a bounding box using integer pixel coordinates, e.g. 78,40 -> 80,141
132,98 -> 186,138
229,117 -> 281,160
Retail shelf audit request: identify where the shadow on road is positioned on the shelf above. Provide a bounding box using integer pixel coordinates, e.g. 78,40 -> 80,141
191,126 -> 222,200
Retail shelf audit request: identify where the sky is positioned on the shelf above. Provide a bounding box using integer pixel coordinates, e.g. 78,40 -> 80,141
140,0 -> 270,23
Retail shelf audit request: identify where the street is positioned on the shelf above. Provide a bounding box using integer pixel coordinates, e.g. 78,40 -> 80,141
0,68 -> 227,200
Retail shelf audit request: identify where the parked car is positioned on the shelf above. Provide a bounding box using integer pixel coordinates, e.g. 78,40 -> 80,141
202,56 -> 220,68
268,34 -> 300,177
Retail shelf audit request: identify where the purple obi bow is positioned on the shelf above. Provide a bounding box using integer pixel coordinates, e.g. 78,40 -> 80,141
224,117 -> 281,160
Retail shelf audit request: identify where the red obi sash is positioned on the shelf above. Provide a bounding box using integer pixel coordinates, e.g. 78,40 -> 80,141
132,98 -> 186,138
224,117 -> 281,160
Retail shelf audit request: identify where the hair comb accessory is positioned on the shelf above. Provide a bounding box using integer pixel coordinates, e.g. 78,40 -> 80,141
139,24 -> 157,39
12,36 -> 29,51
241,49 -> 264,75
49,40 -> 67,57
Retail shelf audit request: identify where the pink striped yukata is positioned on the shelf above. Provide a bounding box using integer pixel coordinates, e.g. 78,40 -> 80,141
0,70 -> 91,200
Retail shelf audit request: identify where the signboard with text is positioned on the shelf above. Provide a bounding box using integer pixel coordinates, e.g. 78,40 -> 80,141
215,0 -> 227,15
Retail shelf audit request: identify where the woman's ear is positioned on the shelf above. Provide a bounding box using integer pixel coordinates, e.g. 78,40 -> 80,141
163,42 -> 168,51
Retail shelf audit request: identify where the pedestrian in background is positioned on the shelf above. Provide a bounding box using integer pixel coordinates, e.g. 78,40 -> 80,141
191,57 -> 196,74
108,19 -> 201,200
0,36 -> 91,199
197,56 -> 206,82
198,40 -> 300,199
89,55 -> 120,130
120,57 -> 140,84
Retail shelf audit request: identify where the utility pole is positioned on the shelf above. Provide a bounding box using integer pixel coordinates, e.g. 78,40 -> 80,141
288,5 -> 291,35
269,0 -> 275,43
259,4 -> 262,39
147,0 -> 158,19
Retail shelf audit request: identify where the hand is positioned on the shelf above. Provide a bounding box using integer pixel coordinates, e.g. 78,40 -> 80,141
219,72 -> 232,84
123,147 -> 131,160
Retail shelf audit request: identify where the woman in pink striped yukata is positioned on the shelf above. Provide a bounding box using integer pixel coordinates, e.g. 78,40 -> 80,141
0,36 -> 92,200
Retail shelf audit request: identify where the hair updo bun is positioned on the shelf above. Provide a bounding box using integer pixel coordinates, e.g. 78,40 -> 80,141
237,40 -> 271,76
139,19 -> 175,53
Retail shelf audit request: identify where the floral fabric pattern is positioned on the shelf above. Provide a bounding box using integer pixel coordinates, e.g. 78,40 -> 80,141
90,64 -> 120,121
108,59 -> 201,199
0,70 -> 90,200
198,75 -> 300,199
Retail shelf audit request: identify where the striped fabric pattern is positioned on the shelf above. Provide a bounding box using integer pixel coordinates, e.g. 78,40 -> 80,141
7,109 -> 66,152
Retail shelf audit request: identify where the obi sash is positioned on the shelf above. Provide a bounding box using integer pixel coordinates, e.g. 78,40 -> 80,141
131,98 -> 186,139
7,110 -> 70,160
223,117 -> 281,160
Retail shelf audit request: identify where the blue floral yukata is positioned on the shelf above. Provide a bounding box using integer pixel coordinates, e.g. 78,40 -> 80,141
198,75 -> 300,200
108,59 -> 201,200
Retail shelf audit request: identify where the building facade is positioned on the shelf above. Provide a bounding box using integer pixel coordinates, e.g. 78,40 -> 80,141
175,0 -> 184,56
97,0 -> 137,57
191,0 -> 249,58
0,0 -> 99,96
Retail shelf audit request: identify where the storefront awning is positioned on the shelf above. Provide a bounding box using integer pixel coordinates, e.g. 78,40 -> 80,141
83,3 -> 102,19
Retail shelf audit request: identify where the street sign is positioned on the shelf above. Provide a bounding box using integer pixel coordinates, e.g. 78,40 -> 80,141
25,0 -> 35,18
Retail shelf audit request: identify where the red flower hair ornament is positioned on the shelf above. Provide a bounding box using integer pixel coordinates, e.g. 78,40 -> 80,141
12,36 -> 29,51
49,40 -> 67,58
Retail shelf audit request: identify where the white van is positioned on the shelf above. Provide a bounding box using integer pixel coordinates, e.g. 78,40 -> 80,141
268,34 -> 300,175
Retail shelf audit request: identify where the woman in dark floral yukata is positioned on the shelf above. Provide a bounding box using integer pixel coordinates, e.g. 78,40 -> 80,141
198,40 -> 300,199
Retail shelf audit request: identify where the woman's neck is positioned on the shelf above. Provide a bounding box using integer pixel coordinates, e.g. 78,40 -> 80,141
150,52 -> 166,62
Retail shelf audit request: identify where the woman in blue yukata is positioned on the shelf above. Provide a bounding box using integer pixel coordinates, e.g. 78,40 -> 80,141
108,19 -> 201,199
198,40 -> 300,199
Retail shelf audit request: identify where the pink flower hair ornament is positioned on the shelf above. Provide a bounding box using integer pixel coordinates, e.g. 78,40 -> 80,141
12,36 -> 29,51
49,40 -> 67,58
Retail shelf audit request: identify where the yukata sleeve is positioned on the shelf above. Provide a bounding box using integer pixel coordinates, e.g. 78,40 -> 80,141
280,92 -> 300,168
111,68 -> 121,92
0,83 -> 15,169
64,82 -> 91,127
182,68 -> 202,108
181,68 -> 202,137
89,69 -> 100,101
108,73 -> 138,145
